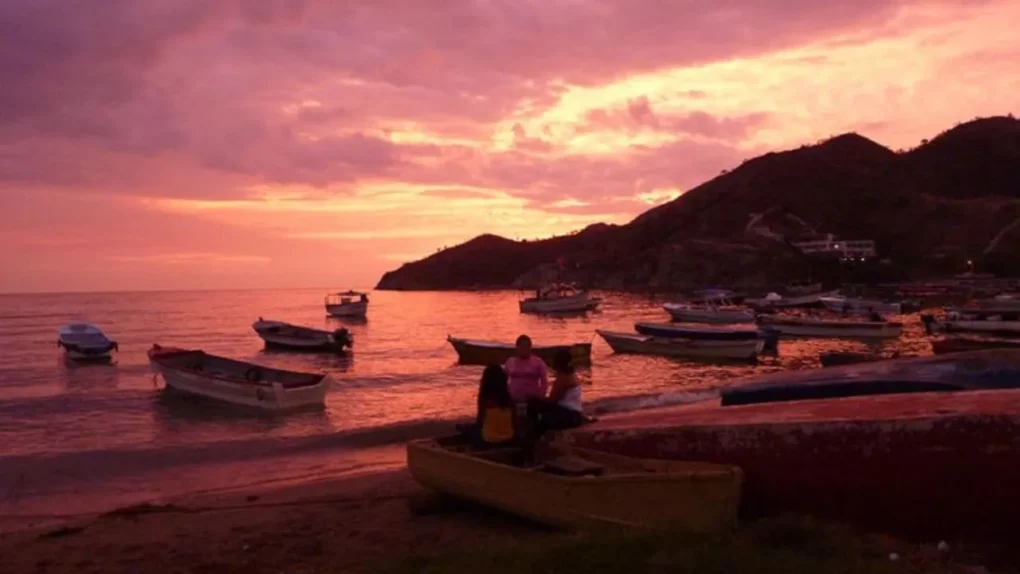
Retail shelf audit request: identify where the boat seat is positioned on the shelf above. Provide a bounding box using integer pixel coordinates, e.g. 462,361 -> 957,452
541,455 -> 605,477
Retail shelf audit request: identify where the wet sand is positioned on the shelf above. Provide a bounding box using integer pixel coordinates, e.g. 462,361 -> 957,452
0,464 -> 544,574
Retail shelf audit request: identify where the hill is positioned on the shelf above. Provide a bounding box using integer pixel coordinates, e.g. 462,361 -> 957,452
376,115 -> 1020,291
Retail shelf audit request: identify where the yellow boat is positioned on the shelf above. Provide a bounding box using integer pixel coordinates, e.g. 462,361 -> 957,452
447,336 -> 592,366
406,435 -> 743,531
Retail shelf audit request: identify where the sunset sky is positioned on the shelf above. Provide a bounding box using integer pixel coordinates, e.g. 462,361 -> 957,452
2,0 -> 1018,293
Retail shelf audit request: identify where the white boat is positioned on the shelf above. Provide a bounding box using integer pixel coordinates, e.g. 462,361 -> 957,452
922,313 -> 1020,337
325,291 -> 369,318
252,318 -> 352,353
634,323 -> 760,341
57,323 -> 118,361
819,296 -> 902,315
757,315 -> 903,339
746,290 -> 840,310
148,344 -> 330,411
662,300 -> 755,324
519,284 -> 600,314
597,330 -> 765,362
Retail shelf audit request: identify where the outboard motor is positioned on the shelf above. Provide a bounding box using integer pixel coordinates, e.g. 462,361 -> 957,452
332,328 -> 354,351
920,314 -> 937,335
760,328 -> 781,357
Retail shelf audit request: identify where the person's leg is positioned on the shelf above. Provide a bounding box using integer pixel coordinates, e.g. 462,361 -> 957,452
542,404 -> 585,431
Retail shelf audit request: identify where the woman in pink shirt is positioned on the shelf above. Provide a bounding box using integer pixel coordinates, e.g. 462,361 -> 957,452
503,334 -> 549,403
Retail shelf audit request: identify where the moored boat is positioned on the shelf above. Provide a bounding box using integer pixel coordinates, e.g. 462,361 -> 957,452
634,322 -> 760,341
745,290 -> 840,311
407,435 -> 742,530
597,330 -> 770,362
566,387 -> 1020,540
519,284 -> 600,314
756,315 -> 903,339
447,336 -> 592,366
819,295 -> 903,315
921,313 -> 1020,337
148,344 -> 330,410
930,336 -> 1020,354
252,318 -> 352,353
325,290 -> 369,318
662,300 -> 755,324
57,323 -> 118,361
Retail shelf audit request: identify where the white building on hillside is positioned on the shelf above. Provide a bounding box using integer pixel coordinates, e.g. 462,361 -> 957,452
791,234 -> 877,261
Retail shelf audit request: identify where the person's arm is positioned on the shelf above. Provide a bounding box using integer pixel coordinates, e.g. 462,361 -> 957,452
538,360 -> 550,396
547,373 -> 576,403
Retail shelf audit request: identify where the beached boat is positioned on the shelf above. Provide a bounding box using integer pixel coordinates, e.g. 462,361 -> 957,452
324,291 -> 369,318
597,330 -> 769,362
756,315 -> 903,339
57,323 -> 118,361
252,318 -> 352,353
407,435 -> 742,530
447,336 -> 591,366
634,323 -> 760,341
662,300 -> 755,324
148,344 -> 330,410
921,313 -> 1020,337
930,336 -> 1020,355
519,284 -> 600,314
745,290 -> 840,311
819,295 -> 903,315
566,385 -> 1020,540
818,351 -> 891,368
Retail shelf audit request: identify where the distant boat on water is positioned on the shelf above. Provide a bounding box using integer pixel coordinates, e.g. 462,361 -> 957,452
325,291 -> 369,318
519,284 -> 600,314
252,318 -> 352,353
57,323 -> 118,361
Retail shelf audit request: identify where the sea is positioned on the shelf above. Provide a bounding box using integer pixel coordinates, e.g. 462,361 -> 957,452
0,289 -> 933,530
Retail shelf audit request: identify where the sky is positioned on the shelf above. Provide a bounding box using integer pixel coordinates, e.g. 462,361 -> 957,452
1,0 -> 1018,293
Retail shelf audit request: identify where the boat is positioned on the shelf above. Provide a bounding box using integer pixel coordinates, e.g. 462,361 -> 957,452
57,323 -> 118,361
252,318 -> 352,353
689,288 -> 746,305
921,313 -> 1020,338
148,344 -> 330,410
930,336 -> 1020,355
597,330 -> 772,362
745,290 -> 841,310
633,322 -> 760,341
324,290 -> 369,318
819,295 -> 903,315
662,299 -> 755,324
756,315 -> 903,339
406,434 -> 742,531
785,280 -> 822,295
818,351 -> 896,368
519,284 -> 600,314
447,336 -> 591,366
566,385 -> 1020,540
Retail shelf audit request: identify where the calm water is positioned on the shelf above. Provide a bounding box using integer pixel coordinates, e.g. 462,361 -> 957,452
0,289 -> 932,523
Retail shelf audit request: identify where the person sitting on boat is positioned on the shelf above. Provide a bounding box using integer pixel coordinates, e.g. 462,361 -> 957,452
867,308 -> 883,322
457,364 -> 515,447
359,293 -> 368,303
504,334 -> 549,404
530,349 -> 585,434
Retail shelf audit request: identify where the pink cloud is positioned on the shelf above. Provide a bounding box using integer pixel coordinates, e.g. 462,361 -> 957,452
583,97 -> 771,140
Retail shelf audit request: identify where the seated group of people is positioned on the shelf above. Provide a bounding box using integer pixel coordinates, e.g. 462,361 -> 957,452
471,334 -> 586,447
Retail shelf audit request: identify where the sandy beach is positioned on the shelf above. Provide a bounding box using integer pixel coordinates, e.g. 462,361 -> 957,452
0,461 -> 544,574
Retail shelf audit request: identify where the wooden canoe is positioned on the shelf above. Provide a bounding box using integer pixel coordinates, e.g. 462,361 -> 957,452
407,435 -> 742,531
447,336 -> 592,366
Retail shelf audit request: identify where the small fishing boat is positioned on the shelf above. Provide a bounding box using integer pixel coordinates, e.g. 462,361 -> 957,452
57,323 -> 118,361
634,322 -> 760,341
785,280 -> 822,295
252,318 -> 352,353
930,336 -> 1020,355
597,330 -> 771,362
662,299 -> 755,324
407,435 -> 742,530
819,351 -> 902,368
519,284 -> 600,314
148,344 -> 330,410
819,296 -> 903,315
756,315 -> 903,339
447,336 -> 591,366
745,290 -> 840,311
921,313 -> 1020,338
689,288 -> 746,305
325,291 -> 369,318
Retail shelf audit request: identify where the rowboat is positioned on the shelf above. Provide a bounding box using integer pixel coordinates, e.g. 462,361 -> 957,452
597,330 -> 769,362
566,386 -> 1020,540
325,291 -> 369,318
252,318 -> 352,353
756,315 -> 903,339
447,336 -> 591,366
148,344 -> 330,410
662,301 -> 755,324
819,296 -> 903,315
930,336 -> 1020,355
57,323 -> 118,361
406,435 -> 742,531
921,313 -> 1020,338
633,323 -> 760,341
519,284 -> 600,314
